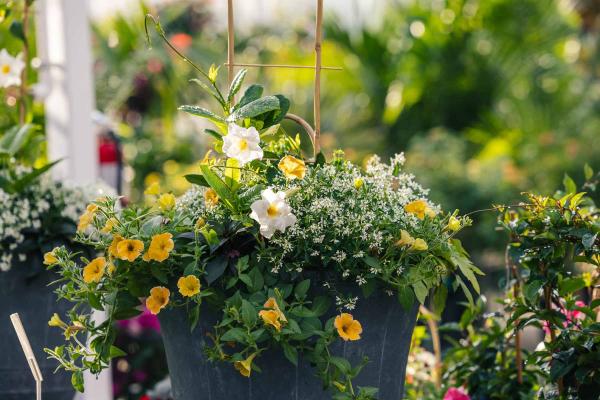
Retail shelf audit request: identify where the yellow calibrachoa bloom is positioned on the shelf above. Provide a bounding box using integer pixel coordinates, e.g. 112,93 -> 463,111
107,262 -> 116,275
395,230 -> 415,247
404,199 -> 436,220
334,313 -> 363,341
43,249 -> 59,265
108,234 -> 124,257
48,313 -> 67,328
263,297 -> 287,323
411,238 -> 428,251
101,218 -> 118,234
146,286 -> 170,315
234,353 -> 257,378
145,232 -> 174,262
116,239 -> 144,262
144,182 -> 161,195
83,257 -> 106,283
204,188 -> 219,207
258,309 -> 282,331
158,193 -> 176,211
177,275 -> 201,297
278,155 -> 306,180
447,216 -> 461,231
354,178 -> 364,190
77,212 -> 93,232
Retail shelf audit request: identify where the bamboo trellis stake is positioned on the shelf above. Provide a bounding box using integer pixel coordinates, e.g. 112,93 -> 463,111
225,0 -> 339,156
10,313 -> 43,400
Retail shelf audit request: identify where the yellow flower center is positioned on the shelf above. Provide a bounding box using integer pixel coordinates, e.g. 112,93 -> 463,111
1,64 -> 10,74
239,138 -> 248,151
267,203 -> 279,217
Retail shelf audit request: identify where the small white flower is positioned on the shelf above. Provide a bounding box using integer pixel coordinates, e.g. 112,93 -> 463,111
0,49 -> 25,88
250,188 -> 296,239
222,123 -> 263,166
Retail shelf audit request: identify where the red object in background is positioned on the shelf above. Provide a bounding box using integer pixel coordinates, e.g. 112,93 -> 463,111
170,33 -> 192,50
99,136 -> 119,164
139,395 -> 150,400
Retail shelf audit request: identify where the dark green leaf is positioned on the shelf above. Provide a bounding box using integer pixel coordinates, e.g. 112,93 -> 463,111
221,327 -> 246,343
241,300 -> 257,327
227,96 -> 280,122
397,286 -> 415,310
282,342 -> 298,366
563,173 -> 577,194
205,256 -> 228,285
228,69 -> 247,103
294,279 -> 311,299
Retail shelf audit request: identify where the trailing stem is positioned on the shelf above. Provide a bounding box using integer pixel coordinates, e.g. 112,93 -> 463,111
544,284 -> 564,395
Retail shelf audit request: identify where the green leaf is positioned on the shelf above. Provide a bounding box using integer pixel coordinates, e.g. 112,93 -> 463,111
233,84 -> 264,112
11,159 -> 62,193
584,163 -> 594,181
432,284 -> 448,316
311,296 -> 331,316
150,264 -> 168,284
413,281 -> 428,304
200,164 -> 237,210
205,255 -> 228,285
88,293 -> 104,311
184,174 -> 208,187
241,300 -> 257,327
248,267 -> 264,292
221,327 -> 246,343
397,286 -> 415,310
71,371 -> 84,392
140,215 -> 163,235
190,78 -> 223,105
294,279 -> 311,299
563,173 -> 577,194
9,20 -> 25,41
109,345 -> 127,359
224,157 -> 241,190
558,277 -> 586,296
227,96 -> 280,122
329,356 -> 351,374
582,233 -> 597,250
0,124 -> 35,156
189,304 -> 200,331
282,342 -> 298,366
228,69 -> 247,103
449,239 -> 482,293
179,105 -> 226,128
524,280 -> 544,302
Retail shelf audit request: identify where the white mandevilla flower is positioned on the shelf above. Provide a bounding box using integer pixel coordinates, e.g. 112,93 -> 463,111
250,188 -> 296,239
0,49 -> 25,88
222,123 -> 263,166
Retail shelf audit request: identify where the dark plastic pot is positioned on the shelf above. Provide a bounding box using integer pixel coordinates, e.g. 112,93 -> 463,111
0,265 -> 74,400
159,287 -> 419,400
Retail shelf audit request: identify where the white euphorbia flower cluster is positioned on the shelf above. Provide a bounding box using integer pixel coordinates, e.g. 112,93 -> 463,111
0,49 -> 25,88
0,169 -> 100,271
222,123 -> 263,166
250,188 -> 297,239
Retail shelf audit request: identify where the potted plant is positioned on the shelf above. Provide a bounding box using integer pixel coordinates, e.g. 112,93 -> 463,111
46,28 -> 481,396
0,3 -> 102,398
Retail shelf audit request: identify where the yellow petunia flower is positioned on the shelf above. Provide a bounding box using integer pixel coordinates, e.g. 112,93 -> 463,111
144,182 -> 161,196
43,249 -> 59,265
195,217 -> 206,230
86,204 -> 99,214
353,178 -> 364,190
146,286 -> 170,315
158,193 -> 176,211
278,155 -> 306,180
83,257 -> 106,283
263,297 -> 287,323
234,353 -> 257,378
395,230 -> 415,247
77,211 -> 93,232
411,238 -> 428,251
145,232 -> 174,262
447,216 -> 461,231
108,234 -> 124,257
334,313 -> 362,341
177,275 -> 201,297
258,309 -> 282,331
204,188 -> 219,207
116,239 -> 144,262
404,199 -> 435,220
48,313 -> 67,328
101,218 -> 118,234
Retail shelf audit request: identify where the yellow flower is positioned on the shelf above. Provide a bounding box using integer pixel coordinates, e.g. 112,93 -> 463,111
278,155 -> 306,180
101,218 -> 118,234
204,188 -> 219,207
447,216 -> 461,231
86,204 -> 98,214
334,313 -> 362,341
64,321 -> 86,339
48,313 -> 67,328
258,309 -> 282,331
108,234 -> 124,257
83,257 -> 106,283
395,230 -> 415,247
411,238 -> 428,251
354,178 -> 364,190
234,353 -> 257,378
263,297 -> 287,323
404,199 -> 435,220
158,193 -> 176,211
77,211 -> 93,232
177,275 -> 201,297
107,262 -> 116,275
146,286 -> 170,315
144,182 -> 161,195
116,239 -> 144,262
195,218 -> 206,230
43,249 -> 59,265
145,233 -> 174,262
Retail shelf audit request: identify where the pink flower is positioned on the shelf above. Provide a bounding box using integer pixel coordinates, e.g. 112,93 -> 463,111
444,387 -> 471,400
543,300 -> 587,335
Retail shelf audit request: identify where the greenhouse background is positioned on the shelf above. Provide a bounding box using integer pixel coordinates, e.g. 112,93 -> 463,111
1,0 -> 599,399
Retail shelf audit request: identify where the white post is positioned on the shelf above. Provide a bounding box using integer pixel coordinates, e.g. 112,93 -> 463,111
35,2 -> 111,400
36,0 -> 98,185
